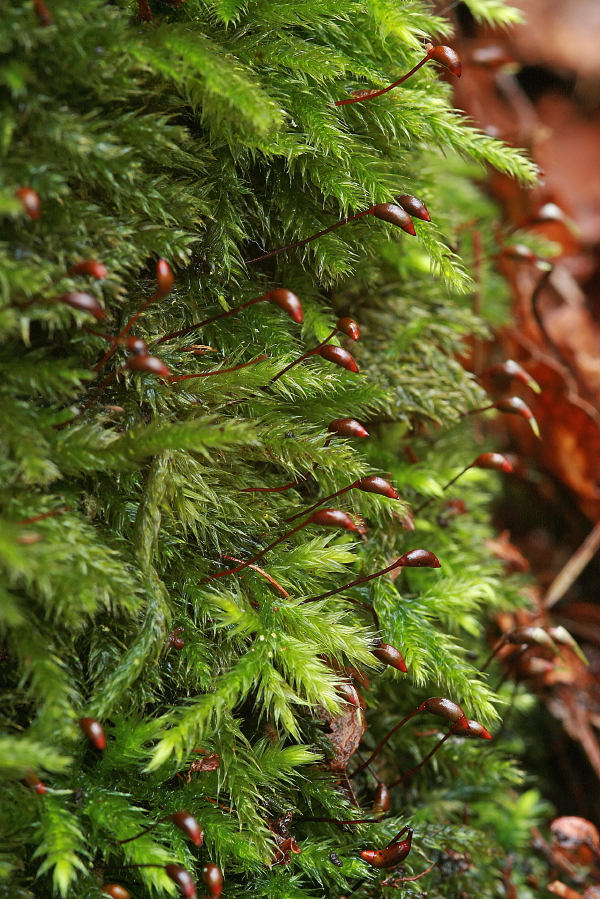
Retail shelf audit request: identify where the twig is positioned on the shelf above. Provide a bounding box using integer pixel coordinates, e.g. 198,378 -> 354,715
544,519 -> 600,609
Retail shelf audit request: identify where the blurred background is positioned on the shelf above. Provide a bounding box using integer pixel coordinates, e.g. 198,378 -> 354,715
440,0 -> 600,828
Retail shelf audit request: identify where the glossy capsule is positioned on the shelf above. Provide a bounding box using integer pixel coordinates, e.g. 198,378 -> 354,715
103,886 -> 132,899
308,509 -> 357,531
396,194 -> 431,222
398,549 -> 441,568
450,718 -> 492,739
78,717 -> 106,750
202,863 -> 223,899
59,291 -> 106,320
373,782 -> 391,814
317,345 -> 359,373
155,259 -> 174,299
126,354 -> 171,378
337,317 -> 361,340
328,418 -> 369,438
360,828 -> 413,868
165,864 -> 197,899
427,45 -> 462,77
370,203 -> 416,235
69,260 -> 108,280
170,809 -> 203,846
371,642 -> 407,672
266,288 -> 304,324
472,453 -> 513,473
15,187 -> 41,220
356,476 -> 399,499
421,697 -> 466,723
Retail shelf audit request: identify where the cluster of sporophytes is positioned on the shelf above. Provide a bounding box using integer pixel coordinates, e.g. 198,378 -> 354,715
0,0 -> 550,898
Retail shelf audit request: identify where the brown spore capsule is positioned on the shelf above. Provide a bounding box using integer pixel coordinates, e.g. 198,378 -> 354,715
15,187 -> 41,220
166,864 -> 197,899
33,0 -> 52,26
122,337 -> 148,356
202,863 -> 223,899
337,317 -> 361,340
59,291 -> 106,320
482,360 -> 541,394
450,718 -> 492,740
472,452 -> 513,473
317,345 -> 359,373
103,886 -> 132,899
427,45 -> 462,77
398,549 -> 441,568
155,259 -> 174,299
170,809 -> 204,846
356,476 -> 398,499
23,772 -> 47,794
308,509 -> 357,531
78,717 -> 106,750
371,642 -> 407,672
373,782 -> 391,814
422,697 -> 466,723
493,397 -> 540,437
266,288 -> 304,323
396,194 -> 431,221
360,828 -> 413,868
126,355 -> 171,378
337,682 -> 360,707
69,260 -> 108,280
328,419 -> 369,438
370,203 -> 416,235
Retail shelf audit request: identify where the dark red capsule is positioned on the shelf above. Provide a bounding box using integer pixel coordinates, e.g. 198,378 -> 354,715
58,291 -> 105,320
493,397 -> 540,437
371,643 -> 407,672
155,259 -> 174,299
373,782 -> 391,814
396,194 -> 431,222
78,717 -> 106,750
427,45 -> 462,77
23,772 -> 47,794
472,452 -> 513,473
337,317 -> 361,341
398,549 -> 441,568
266,288 -> 304,324
337,682 -> 360,707
165,864 -> 197,899
33,0 -> 52,25
422,697 -> 466,723
103,886 -> 132,899
202,863 -> 223,899
15,187 -> 41,220
125,355 -> 171,378
369,203 -> 416,235
69,260 -> 108,280
482,360 -> 541,394
449,718 -> 492,740
360,829 -> 413,869
356,476 -> 398,499
317,345 -> 359,373
122,336 -> 148,356
328,419 -> 369,438
170,810 -> 203,846
308,509 -> 357,531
